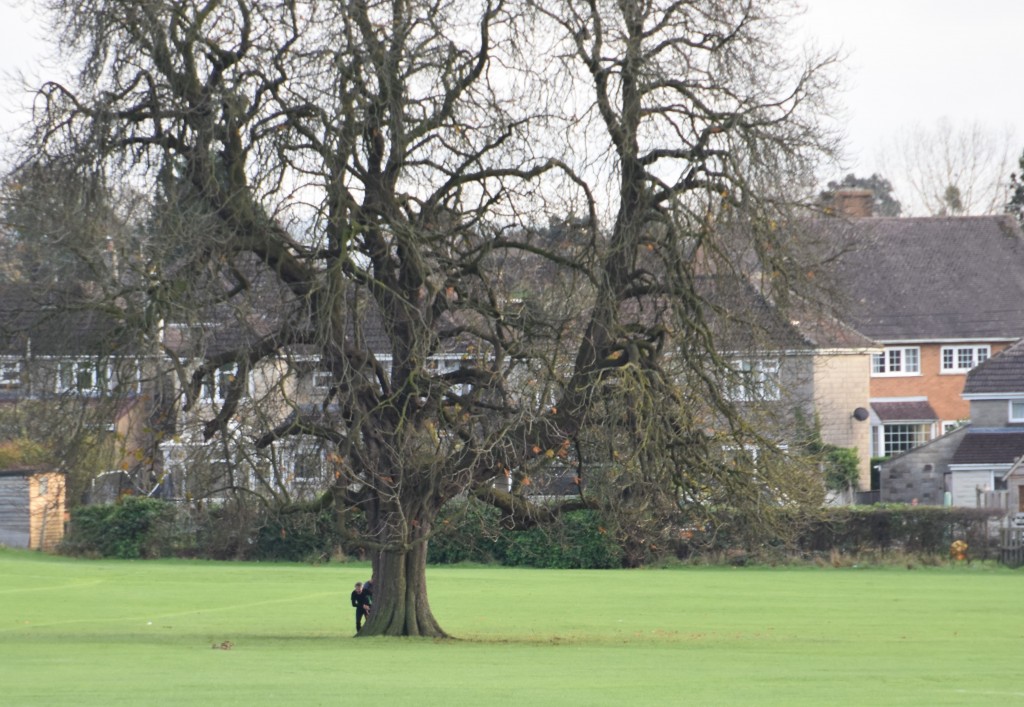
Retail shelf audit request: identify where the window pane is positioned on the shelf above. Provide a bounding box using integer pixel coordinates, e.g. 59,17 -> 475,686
872,353 -> 885,373
904,348 -> 919,373
958,348 -> 973,369
1012,401 -> 1024,421
883,423 -> 928,455
942,348 -> 954,370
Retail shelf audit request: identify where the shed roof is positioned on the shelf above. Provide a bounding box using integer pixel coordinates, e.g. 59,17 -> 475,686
950,428 -> 1024,465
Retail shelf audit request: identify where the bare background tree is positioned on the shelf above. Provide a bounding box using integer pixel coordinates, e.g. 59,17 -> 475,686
7,0 -> 841,637
880,117 -> 1014,216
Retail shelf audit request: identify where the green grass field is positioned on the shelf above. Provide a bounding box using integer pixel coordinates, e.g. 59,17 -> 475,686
2,548 -> 1023,705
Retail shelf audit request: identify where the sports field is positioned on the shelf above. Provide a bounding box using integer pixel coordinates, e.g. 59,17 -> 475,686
2,548 -> 1022,705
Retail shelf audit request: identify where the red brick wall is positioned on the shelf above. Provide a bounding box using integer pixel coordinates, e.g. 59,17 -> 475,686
869,342 -> 1011,423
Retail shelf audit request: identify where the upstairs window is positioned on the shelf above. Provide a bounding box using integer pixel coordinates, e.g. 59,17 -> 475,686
872,347 -> 920,376
204,365 -> 239,404
58,360 -> 107,396
941,345 -> 989,373
312,370 -> 333,392
1010,400 -> 1024,423
729,359 -> 780,401
0,360 -> 22,388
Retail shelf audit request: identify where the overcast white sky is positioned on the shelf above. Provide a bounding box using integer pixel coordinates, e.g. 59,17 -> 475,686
797,0 -> 1023,204
1,1 -> 1022,210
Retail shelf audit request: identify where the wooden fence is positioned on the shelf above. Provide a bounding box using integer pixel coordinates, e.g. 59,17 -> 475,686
999,527 -> 1024,568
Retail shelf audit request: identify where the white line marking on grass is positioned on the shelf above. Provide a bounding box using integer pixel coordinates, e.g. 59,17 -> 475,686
953,689 -> 1024,697
0,591 -> 339,632
0,579 -> 104,595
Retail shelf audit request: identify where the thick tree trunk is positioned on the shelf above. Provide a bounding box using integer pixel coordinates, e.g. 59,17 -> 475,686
357,511 -> 448,638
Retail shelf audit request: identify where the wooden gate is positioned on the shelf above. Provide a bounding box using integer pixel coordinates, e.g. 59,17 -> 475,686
999,527 -> 1024,568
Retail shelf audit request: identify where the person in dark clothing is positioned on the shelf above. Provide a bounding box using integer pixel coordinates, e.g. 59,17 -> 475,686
362,578 -> 374,606
351,582 -> 371,631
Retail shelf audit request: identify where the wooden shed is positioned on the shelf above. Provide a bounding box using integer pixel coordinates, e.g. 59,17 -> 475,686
0,469 -> 66,551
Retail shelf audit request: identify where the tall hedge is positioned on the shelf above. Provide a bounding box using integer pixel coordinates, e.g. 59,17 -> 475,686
60,496 -> 178,559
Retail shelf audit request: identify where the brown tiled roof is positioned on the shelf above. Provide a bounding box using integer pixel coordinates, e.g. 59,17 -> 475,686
964,338 -> 1024,395
871,400 -> 937,422
951,429 -> 1024,465
826,216 -> 1024,341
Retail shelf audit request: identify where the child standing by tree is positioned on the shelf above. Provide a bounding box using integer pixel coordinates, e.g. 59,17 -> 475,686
351,582 -> 371,632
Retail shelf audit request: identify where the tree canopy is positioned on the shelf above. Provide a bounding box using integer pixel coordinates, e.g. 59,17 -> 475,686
820,173 -> 902,217
8,0 -> 841,637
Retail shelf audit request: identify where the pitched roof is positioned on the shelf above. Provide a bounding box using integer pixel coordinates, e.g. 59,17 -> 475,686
963,338 -> 1024,396
0,285 -> 134,357
871,400 -> 937,422
684,275 -> 874,352
826,215 -> 1024,341
950,428 -> 1024,465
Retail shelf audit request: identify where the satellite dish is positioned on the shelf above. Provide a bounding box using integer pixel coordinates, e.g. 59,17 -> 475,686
852,407 -> 870,422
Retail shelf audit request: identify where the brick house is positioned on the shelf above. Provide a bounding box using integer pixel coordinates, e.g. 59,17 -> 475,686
827,214 -> 1024,461
880,338 -> 1024,507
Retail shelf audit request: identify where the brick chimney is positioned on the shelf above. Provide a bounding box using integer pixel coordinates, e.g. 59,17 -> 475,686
827,188 -> 874,218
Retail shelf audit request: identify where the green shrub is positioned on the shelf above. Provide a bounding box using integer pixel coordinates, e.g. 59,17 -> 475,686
251,508 -> 347,562
498,510 -> 622,569
428,502 -> 505,565
428,503 -> 622,568
0,437 -> 54,468
61,496 -> 177,559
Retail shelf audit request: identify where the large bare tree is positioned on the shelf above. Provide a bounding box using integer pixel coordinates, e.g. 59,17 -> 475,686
12,0 -> 839,637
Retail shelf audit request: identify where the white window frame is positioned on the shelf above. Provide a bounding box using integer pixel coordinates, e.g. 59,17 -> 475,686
940,345 -> 990,373
312,370 -> 333,392
109,362 -> 143,396
57,359 -> 108,396
0,359 -> 22,388
1010,400 -> 1024,423
729,359 -> 781,402
290,441 -> 325,484
426,354 -> 471,396
941,420 -> 965,435
873,422 -> 932,457
204,364 -> 239,404
871,347 -> 920,376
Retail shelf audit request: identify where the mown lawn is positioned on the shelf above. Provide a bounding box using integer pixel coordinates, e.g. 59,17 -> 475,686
2,548 -> 1022,705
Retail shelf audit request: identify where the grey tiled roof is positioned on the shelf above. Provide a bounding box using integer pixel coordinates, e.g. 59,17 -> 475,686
964,338 -> 1024,395
950,428 -> 1024,465
0,286 -> 133,357
645,275 -> 872,353
827,215 -> 1024,341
